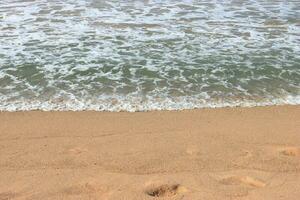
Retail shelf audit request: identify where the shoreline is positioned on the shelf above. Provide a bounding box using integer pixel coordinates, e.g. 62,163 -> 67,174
0,105 -> 300,199
1,103 -> 300,113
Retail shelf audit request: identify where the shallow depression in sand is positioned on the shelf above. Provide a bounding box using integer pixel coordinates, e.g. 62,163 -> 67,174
220,176 -> 266,188
279,147 -> 300,157
146,184 -> 187,198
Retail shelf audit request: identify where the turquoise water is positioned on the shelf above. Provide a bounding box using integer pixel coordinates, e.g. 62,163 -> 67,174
0,0 -> 299,111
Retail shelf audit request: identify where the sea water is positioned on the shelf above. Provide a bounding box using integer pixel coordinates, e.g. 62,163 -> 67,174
0,0 -> 299,111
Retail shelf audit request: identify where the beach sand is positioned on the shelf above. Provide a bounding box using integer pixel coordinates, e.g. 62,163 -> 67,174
0,105 -> 300,200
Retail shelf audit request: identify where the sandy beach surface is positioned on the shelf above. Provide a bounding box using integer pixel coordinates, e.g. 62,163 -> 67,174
0,105 -> 300,200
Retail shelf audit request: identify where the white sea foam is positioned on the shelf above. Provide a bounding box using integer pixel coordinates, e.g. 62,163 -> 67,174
1,94 -> 300,112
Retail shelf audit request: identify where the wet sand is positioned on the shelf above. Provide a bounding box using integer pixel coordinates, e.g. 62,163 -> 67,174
0,105 -> 300,200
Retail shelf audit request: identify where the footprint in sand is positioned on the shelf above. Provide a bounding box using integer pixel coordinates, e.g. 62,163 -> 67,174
146,184 -> 187,198
278,147 -> 300,157
67,147 -> 88,155
220,176 -> 266,188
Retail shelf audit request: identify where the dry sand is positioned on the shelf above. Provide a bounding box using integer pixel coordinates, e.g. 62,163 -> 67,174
0,105 -> 300,200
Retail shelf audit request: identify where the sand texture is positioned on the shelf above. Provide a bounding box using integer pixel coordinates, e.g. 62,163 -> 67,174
0,106 -> 300,199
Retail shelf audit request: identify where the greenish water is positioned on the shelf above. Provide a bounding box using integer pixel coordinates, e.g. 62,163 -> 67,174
0,0 -> 299,111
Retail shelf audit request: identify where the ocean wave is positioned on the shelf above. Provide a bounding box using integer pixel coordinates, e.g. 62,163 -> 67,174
1,94 -> 300,112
